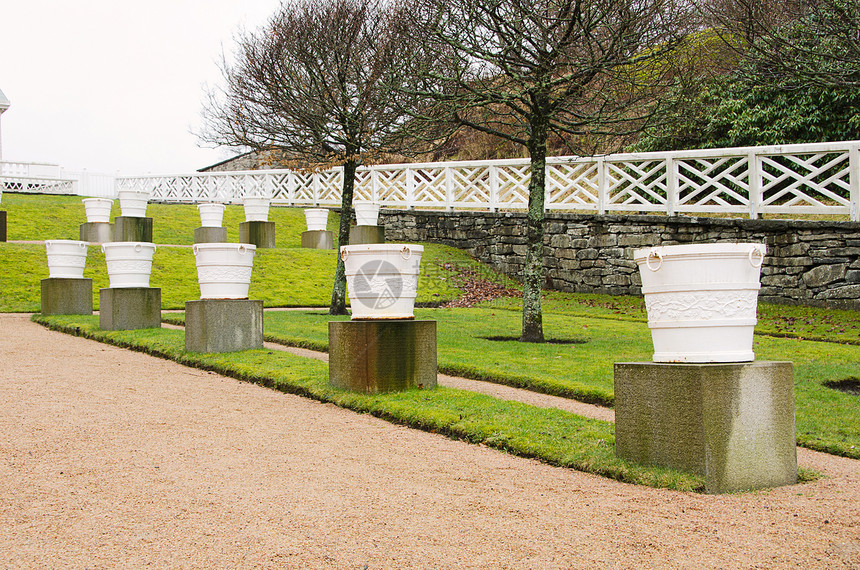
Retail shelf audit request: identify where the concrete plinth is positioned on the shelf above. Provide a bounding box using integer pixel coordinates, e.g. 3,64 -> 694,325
614,361 -> 797,494
113,216 -> 153,242
239,221 -> 275,248
329,320 -> 437,393
185,299 -> 263,353
79,222 -> 114,243
0,210 -> 6,242
300,229 -> 333,249
40,278 -> 93,315
99,287 -> 162,330
350,225 -> 385,245
194,227 -> 227,244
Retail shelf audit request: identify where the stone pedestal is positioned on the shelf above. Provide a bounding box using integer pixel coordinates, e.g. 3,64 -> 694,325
614,361 -> 797,494
79,222 -> 114,243
0,210 -> 6,242
301,230 -> 333,249
40,278 -> 93,315
329,320 -> 437,393
99,287 -> 161,330
184,299 -> 263,353
114,216 -> 153,242
239,221 -> 275,248
194,227 -> 227,244
350,225 -> 385,245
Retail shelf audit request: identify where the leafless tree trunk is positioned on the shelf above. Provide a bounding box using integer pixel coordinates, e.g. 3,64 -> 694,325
199,0 -> 433,315
400,0 -> 692,341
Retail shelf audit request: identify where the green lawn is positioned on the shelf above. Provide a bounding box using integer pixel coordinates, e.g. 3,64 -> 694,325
6,192 -> 860,465
191,306 -> 856,460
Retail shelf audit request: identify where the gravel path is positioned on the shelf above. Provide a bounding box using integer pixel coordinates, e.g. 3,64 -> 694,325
1,313 -> 858,568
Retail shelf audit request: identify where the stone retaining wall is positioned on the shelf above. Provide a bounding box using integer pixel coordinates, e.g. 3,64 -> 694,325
378,210 -> 860,310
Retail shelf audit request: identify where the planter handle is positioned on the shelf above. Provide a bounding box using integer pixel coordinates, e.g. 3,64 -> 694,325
645,249 -> 663,272
400,246 -> 412,260
192,244 -> 199,256
238,244 -> 248,255
79,241 -> 87,250
134,243 -> 142,253
341,249 -> 349,262
749,246 -> 764,268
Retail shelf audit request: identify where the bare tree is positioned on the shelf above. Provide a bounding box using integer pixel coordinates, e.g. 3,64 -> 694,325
401,0 -> 691,342
200,0 -> 428,315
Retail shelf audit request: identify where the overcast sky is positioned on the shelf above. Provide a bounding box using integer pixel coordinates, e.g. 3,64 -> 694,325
0,0 -> 282,175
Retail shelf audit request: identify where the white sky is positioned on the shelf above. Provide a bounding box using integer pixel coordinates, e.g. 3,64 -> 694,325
0,0 -> 282,175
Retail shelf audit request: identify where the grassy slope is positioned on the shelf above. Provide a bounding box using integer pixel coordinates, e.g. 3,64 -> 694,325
0,193 -> 472,310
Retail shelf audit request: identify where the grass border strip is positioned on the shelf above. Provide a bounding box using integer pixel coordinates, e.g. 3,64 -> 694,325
33,313 -> 712,493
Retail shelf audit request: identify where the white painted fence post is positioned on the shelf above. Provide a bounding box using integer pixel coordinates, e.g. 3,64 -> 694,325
850,144 -> 859,222
666,156 -> 677,217
406,167 -> 415,209
597,156 -> 607,215
748,150 -> 761,219
489,165 -> 499,212
445,165 -> 453,212
312,172 -> 320,206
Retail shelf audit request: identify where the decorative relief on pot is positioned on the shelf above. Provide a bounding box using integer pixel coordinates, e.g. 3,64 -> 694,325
105,260 -> 154,273
644,290 -> 759,322
197,266 -> 254,282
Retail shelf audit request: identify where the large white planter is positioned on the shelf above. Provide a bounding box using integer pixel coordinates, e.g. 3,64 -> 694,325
243,198 -> 270,222
304,208 -> 329,231
45,240 -> 89,278
354,202 -> 380,226
117,190 -> 149,218
634,243 -> 766,363
101,242 -> 157,288
193,243 -> 256,299
198,202 -> 226,228
82,198 -> 113,223
341,243 -> 423,320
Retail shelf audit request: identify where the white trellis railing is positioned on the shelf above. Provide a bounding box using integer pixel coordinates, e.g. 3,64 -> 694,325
10,140 -> 860,220
0,162 -> 117,197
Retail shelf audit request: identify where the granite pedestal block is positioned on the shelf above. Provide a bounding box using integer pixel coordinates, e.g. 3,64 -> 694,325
194,227 -> 228,244
239,221 -> 275,248
350,225 -> 385,245
329,320 -> 437,393
113,216 -> 153,242
99,287 -> 162,330
614,361 -> 797,494
0,210 -> 6,242
185,299 -> 263,353
79,222 -> 114,243
301,229 -> 333,249
41,278 -> 93,315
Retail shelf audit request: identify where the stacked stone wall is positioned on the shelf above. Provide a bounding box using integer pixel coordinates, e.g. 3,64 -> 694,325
378,210 -> 860,310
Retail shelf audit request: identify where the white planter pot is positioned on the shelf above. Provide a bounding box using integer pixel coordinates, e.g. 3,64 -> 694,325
354,203 -> 380,226
341,243 -> 423,320
101,242 -> 157,288
82,198 -> 113,223
117,190 -> 150,218
304,208 -> 329,231
198,202 -> 226,228
243,198 -> 270,222
634,243 -> 766,363
193,243 -> 256,299
45,240 -> 89,278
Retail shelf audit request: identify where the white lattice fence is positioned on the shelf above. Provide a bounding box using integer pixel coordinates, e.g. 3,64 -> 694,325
107,140 -> 860,220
